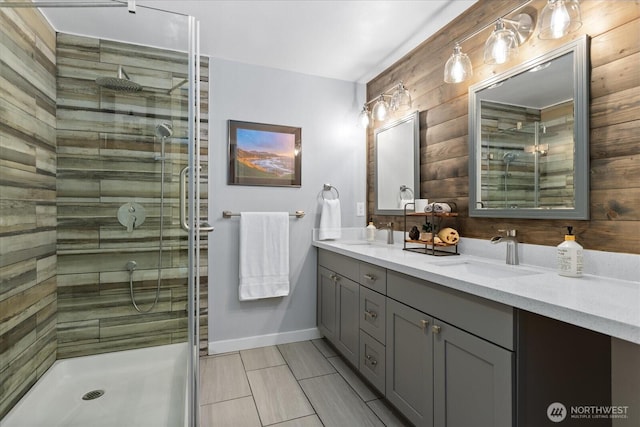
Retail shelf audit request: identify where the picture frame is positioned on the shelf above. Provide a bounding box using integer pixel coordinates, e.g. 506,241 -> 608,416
228,120 -> 302,187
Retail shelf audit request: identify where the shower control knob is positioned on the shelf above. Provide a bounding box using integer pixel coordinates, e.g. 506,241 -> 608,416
118,202 -> 146,233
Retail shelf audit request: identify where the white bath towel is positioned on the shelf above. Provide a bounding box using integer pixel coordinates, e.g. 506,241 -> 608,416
239,212 -> 290,301
319,198 -> 341,240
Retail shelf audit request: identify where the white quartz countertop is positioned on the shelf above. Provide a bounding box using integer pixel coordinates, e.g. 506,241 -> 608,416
312,238 -> 640,344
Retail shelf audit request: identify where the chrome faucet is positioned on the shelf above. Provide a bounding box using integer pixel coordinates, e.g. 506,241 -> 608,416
490,229 -> 519,265
379,222 -> 394,244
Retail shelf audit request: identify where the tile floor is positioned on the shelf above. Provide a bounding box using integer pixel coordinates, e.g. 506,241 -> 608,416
199,339 -> 412,427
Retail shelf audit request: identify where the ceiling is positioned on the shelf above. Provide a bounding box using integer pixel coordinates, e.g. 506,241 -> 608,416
38,0 -> 477,83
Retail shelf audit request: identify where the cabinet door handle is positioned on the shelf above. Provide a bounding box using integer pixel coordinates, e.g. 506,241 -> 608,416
420,320 -> 429,329
363,273 -> 377,281
364,309 -> 378,320
432,325 -> 442,335
366,354 -> 378,366
329,273 -> 340,282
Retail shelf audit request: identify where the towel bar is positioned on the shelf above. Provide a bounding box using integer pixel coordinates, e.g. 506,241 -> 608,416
223,210 -> 305,219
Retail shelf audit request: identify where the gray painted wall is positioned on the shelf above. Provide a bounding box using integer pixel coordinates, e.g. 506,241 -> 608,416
208,58 -> 365,348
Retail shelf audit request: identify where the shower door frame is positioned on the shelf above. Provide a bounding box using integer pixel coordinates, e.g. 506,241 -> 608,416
0,3 -> 204,426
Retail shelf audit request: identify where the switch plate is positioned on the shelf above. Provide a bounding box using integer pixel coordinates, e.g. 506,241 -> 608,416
356,202 -> 365,217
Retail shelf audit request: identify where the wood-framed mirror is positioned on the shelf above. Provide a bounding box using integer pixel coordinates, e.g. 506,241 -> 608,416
469,35 -> 590,219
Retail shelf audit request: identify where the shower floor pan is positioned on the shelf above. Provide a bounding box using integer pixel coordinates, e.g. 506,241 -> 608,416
2,343 -> 188,427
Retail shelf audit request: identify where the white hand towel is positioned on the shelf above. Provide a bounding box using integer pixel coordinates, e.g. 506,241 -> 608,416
319,199 -> 341,240
433,202 -> 452,213
239,212 -> 290,301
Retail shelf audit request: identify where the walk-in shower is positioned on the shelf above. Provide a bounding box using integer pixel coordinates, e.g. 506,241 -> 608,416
0,2 -> 206,426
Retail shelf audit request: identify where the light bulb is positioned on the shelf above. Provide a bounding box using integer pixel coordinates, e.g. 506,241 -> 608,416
539,0 -> 582,40
358,105 -> 371,128
550,1 -> 571,38
484,20 -> 518,65
444,44 -> 472,83
372,96 -> 388,121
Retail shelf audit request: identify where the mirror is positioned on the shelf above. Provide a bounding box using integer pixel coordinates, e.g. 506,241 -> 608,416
469,35 -> 589,219
374,111 -> 420,215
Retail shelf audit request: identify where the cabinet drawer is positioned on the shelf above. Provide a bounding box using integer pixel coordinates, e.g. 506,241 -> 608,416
387,271 -> 514,350
359,286 -> 385,344
359,330 -> 386,394
318,249 -> 359,282
359,262 -> 386,294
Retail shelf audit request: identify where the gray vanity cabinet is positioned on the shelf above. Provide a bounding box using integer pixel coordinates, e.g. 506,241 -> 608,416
433,320 -> 514,427
386,298 -> 434,427
317,251 -> 360,367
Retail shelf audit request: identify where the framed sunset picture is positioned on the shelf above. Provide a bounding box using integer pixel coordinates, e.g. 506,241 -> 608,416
228,120 -> 302,187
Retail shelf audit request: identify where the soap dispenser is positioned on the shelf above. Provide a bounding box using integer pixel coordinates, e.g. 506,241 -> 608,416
557,226 -> 583,277
366,218 -> 376,242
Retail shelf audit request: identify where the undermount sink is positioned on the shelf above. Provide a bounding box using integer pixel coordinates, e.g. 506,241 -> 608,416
434,259 -> 544,279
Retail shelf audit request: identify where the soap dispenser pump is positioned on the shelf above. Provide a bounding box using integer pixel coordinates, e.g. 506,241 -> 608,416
557,226 -> 583,277
366,218 -> 376,242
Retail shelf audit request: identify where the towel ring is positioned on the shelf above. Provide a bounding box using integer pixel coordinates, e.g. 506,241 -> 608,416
399,185 -> 414,200
322,184 -> 340,200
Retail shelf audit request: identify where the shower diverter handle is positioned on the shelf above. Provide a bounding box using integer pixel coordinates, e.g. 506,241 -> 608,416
180,166 -> 214,233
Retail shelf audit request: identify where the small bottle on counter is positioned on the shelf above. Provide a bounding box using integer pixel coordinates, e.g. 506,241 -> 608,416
557,226 -> 583,277
366,219 -> 376,242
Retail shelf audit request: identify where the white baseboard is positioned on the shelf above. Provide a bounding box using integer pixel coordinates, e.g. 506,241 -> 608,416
208,327 -> 322,355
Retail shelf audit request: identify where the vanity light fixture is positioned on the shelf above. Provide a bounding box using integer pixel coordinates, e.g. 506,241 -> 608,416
444,43 -> 473,83
538,0 -> 582,39
372,95 -> 389,121
484,19 -> 519,65
390,82 -> 412,112
443,2 -> 534,84
358,81 -> 413,128
358,104 -> 372,129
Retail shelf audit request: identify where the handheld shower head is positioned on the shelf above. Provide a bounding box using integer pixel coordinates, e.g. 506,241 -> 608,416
155,122 -> 173,138
503,152 -> 517,164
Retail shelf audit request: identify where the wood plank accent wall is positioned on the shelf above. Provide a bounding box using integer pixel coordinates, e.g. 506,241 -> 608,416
367,0 -> 640,254
55,33 -> 210,358
0,6 -> 57,419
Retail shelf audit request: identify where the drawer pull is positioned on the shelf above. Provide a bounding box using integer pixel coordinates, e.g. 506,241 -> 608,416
420,319 -> 429,329
432,325 -> 442,335
364,310 -> 378,320
366,355 -> 378,366
363,273 -> 377,281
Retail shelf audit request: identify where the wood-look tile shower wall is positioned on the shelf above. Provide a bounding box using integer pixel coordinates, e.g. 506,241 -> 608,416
0,7 -> 57,419
367,0 -> 640,254
55,33 -> 209,358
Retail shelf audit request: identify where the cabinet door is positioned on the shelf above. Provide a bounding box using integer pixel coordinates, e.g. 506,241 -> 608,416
317,266 -> 337,343
335,275 -> 359,366
386,298 -> 433,427
433,320 -> 513,427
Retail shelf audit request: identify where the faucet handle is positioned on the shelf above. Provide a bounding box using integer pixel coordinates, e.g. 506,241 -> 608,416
498,229 -> 516,237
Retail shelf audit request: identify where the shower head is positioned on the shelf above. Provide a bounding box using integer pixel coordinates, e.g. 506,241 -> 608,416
155,122 -> 173,138
96,65 -> 142,92
503,152 -> 517,164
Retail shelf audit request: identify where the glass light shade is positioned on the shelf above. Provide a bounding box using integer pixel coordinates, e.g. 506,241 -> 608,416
539,0 -> 582,39
444,44 -> 473,83
372,96 -> 389,121
390,83 -> 412,111
484,20 -> 518,65
358,105 -> 371,128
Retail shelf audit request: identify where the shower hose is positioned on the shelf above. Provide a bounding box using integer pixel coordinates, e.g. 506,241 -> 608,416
127,139 -> 166,313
